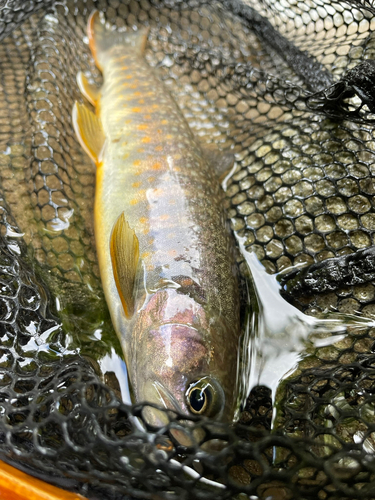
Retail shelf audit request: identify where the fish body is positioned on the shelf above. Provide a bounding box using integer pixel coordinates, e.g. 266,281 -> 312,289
73,11 -> 241,423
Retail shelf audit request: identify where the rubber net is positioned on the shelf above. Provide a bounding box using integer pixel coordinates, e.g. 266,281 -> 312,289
1,0 -> 375,499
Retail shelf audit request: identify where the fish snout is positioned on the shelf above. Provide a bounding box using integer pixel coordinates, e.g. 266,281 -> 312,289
141,380 -> 209,446
141,379 -> 186,428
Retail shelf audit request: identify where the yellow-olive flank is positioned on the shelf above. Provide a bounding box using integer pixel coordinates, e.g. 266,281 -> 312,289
73,11 -> 241,424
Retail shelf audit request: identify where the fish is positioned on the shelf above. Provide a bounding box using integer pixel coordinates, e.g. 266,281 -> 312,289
72,11 -> 241,424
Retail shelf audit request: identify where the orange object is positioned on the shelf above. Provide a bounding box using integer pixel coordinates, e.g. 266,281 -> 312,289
0,460 -> 87,500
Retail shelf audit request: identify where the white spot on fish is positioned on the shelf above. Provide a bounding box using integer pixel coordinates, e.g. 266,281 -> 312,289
167,155 -> 174,171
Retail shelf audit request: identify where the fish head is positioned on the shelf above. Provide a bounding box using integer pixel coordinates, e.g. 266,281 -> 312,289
127,289 -> 240,426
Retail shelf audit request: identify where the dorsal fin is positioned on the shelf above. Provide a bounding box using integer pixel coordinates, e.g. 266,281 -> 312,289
88,10 -> 149,70
110,213 -> 139,319
72,101 -> 105,164
77,71 -> 100,106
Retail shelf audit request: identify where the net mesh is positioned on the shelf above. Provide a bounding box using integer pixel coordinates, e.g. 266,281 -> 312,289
0,0 -> 375,498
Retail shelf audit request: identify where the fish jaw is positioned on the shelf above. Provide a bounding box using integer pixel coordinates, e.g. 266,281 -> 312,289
141,379 -> 186,427
141,379 -> 207,447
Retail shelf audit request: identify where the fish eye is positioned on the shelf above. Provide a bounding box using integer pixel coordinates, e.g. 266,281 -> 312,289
188,387 -> 208,413
185,377 -> 224,418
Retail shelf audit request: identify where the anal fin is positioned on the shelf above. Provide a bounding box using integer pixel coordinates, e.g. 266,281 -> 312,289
72,101 -> 105,164
110,213 -> 140,319
77,71 -> 100,106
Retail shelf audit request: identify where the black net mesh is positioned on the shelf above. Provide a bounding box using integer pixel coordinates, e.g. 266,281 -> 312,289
1,0 -> 375,498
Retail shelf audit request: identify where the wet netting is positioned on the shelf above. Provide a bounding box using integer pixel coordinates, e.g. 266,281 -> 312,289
1,0 -> 375,498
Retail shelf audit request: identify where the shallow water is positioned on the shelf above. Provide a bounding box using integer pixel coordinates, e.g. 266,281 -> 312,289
236,235 -> 375,423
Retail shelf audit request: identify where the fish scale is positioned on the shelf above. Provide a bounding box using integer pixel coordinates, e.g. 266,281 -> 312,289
97,43 -> 230,294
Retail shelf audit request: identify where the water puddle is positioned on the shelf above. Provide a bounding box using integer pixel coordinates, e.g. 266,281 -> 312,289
236,234 -> 375,424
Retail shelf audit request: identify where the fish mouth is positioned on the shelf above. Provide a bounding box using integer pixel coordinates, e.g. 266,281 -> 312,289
142,379 -> 184,428
142,379 -> 207,446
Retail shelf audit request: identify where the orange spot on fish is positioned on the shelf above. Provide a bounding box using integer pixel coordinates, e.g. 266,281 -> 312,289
138,148 -> 144,153
132,107 -> 141,113
129,190 -> 145,205
137,124 -> 148,130
123,153 -> 130,160
155,145 -> 163,152
138,99 -> 145,104
157,129 -> 162,134
181,277 -> 195,287
148,238 -> 154,245
168,249 -> 178,257
144,115 -> 152,120
141,251 -> 150,259
160,214 -> 170,221
161,119 -> 168,125
125,75 -> 133,79
121,66 -> 129,70
152,162 -> 161,170
132,181 -> 141,188
142,137 -> 151,143
133,159 -> 141,166
148,176 -> 155,183
139,217 -> 147,224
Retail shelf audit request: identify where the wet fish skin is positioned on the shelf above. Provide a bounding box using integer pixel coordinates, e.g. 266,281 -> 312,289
73,11 -> 241,423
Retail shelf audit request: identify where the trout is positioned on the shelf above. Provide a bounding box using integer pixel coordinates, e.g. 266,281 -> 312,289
72,11 -> 241,424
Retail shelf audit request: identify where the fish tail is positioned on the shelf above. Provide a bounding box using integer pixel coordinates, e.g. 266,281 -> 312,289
88,10 -> 149,70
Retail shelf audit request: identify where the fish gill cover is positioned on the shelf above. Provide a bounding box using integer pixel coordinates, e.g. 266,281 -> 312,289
0,0 -> 375,499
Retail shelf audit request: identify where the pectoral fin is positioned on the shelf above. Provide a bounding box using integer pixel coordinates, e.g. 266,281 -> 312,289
201,145 -> 235,181
77,71 -> 100,106
110,213 -> 139,319
72,101 -> 105,164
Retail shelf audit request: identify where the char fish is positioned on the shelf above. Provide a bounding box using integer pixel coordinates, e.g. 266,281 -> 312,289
72,11 -> 241,424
